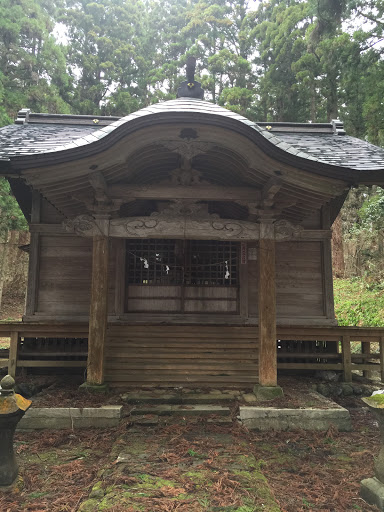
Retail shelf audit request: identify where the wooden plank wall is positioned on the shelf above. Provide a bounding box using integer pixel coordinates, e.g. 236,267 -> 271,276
34,237 -> 328,321
37,235 -> 92,315
276,242 -> 324,318
126,285 -> 238,313
248,241 -> 325,319
104,325 -> 259,387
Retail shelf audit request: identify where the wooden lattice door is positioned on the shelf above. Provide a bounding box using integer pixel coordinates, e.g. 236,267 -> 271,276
125,239 -> 239,314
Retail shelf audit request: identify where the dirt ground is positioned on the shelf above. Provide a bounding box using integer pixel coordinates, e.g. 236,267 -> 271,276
0,381 -> 382,512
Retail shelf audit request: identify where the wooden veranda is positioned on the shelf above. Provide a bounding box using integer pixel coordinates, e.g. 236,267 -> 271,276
1,322 -> 383,387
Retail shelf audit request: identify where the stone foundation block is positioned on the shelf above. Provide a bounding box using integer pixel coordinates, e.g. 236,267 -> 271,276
253,385 -> 283,400
17,406 -> 122,430
361,477 -> 384,510
239,406 -> 352,431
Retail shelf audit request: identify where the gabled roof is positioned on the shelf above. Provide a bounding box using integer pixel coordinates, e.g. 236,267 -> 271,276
1,100 -> 384,176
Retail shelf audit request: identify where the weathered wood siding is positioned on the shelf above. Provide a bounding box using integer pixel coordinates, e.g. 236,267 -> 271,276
36,235 -> 92,315
33,236 -> 332,323
126,285 -> 238,313
248,241 -> 328,321
276,241 -> 324,318
105,325 -> 259,387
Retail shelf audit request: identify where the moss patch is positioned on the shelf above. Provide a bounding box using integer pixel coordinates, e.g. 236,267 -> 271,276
365,394 -> 384,407
78,428 -> 281,512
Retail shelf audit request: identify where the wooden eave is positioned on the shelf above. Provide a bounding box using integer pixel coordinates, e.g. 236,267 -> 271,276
2,99 -> 384,224
8,122 -> 350,224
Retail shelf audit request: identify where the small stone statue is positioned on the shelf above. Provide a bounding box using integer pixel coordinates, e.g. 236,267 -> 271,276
177,56 -> 205,100
0,375 -> 31,488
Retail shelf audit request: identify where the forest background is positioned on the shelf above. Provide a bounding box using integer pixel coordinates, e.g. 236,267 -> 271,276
0,0 -> 384,325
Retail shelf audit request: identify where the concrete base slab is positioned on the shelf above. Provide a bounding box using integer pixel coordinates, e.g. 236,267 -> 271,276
361,477 -> 384,510
17,406 -> 122,430
238,406 -> 352,431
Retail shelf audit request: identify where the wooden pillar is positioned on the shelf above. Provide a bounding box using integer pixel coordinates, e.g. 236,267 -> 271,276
87,218 -> 109,385
258,222 -> 277,387
321,204 -> 335,319
26,191 -> 41,316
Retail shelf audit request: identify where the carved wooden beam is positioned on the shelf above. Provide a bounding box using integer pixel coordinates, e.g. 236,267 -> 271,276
61,214 -> 331,242
108,184 -> 261,202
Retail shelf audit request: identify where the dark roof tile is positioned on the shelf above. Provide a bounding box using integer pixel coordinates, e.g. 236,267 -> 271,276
0,123 -> 98,160
274,132 -> 384,170
1,99 -> 384,173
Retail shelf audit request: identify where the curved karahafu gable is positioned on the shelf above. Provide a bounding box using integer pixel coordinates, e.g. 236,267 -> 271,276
1,97 -> 384,224
1,99 -> 384,178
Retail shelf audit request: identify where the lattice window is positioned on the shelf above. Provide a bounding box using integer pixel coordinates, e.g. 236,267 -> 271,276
126,239 -> 238,286
126,239 -> 180,284
186,240 -> 238,286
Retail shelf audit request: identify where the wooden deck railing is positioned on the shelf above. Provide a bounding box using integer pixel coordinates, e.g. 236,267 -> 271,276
0,323 -> 88,377
0,323 -> 383,383
276,326 -> 384,382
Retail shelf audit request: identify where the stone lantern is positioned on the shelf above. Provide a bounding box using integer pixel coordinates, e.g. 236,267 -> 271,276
0,375 -> 31,488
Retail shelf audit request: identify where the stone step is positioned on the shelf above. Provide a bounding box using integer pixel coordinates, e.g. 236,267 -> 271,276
130,404 -> 231,417
122,392 -> 239,405
130,413 -> 233,427
130,414 -> 160,426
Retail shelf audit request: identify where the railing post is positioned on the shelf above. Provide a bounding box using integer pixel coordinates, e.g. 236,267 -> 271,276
341,335 -> 352,383
380,336 -> 384,383
362,341 -> 372,379
8,332 -> 19,378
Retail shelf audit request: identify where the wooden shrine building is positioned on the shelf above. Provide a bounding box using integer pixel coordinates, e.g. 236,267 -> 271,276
2,65 -> 384,389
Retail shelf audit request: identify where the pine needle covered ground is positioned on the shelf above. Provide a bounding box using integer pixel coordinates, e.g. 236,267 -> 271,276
0,409 -> 379,512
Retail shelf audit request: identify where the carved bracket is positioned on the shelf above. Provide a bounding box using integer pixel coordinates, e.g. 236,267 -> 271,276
274,219 -> 304,240
155,200 -> 212,218
158,140 -> 213,160
63,215 -> 98,237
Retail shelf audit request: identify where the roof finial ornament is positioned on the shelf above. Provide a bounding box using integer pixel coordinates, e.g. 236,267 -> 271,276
177,56 -> 205,100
